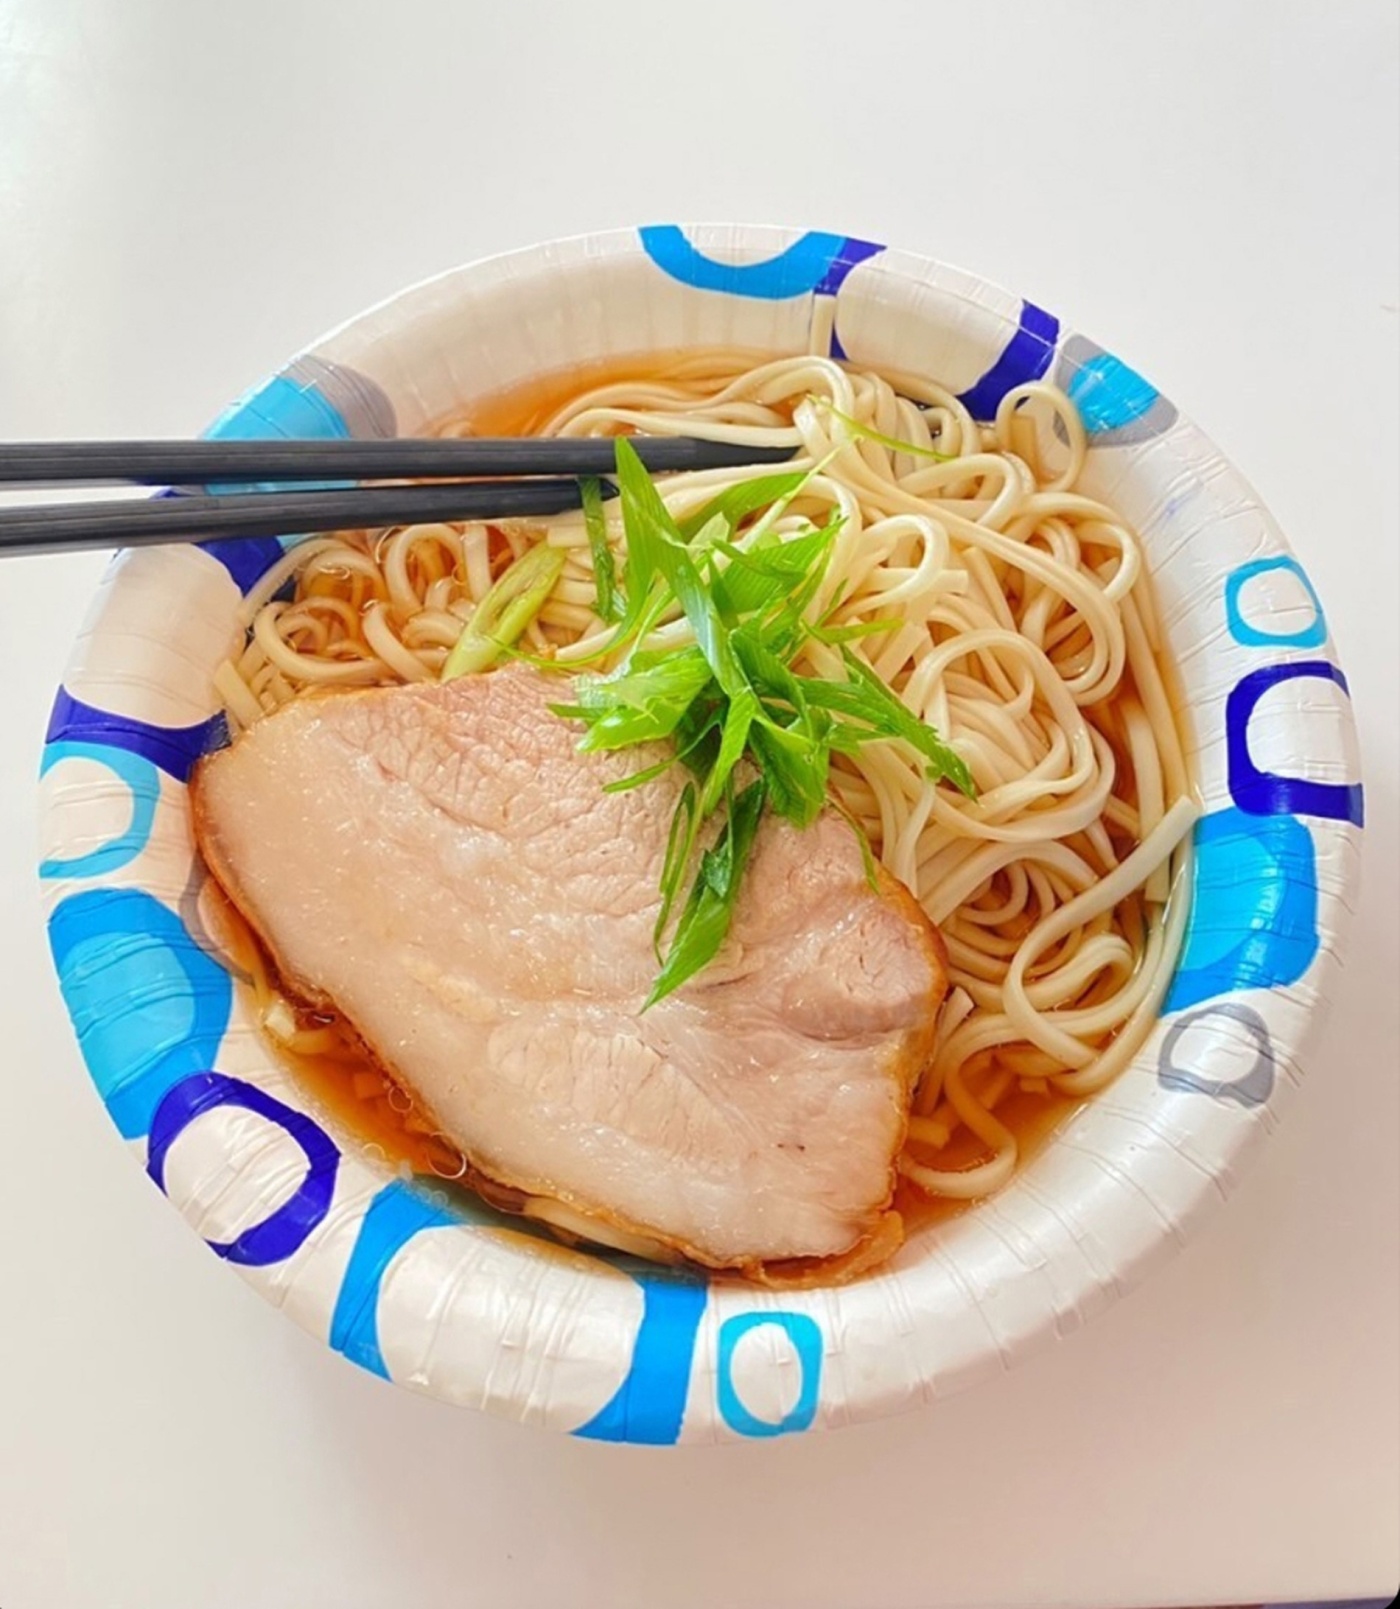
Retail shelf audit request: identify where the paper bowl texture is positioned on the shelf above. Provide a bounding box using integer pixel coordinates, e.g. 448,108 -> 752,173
38,226 -> 1364,1443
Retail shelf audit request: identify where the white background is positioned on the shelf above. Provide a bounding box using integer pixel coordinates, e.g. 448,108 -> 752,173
1,3 -> 1396,1606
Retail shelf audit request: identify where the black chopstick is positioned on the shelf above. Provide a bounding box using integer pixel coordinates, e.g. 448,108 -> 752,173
0,435 -> 796,487
0,479 -> 605,558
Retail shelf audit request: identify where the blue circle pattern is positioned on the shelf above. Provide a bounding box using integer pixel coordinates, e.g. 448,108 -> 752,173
38,226 -> 1365,1439
639,226 -> 882,301
48,887 -> 233,1140
197,354 -> 399,593
575,1261 -> 709,1444
1225,555 -> 1327,650
1158,566 -> 1360,1091
1066,350 -> 1161,432
147,1072 -> 339,1265
1163,809 -> 1318,1014
1055,335 -> 1179,444
328,1179 -> 460,1378
956,298 -> 1060,420
1158,1003 -> 1275,1108
39,741 -> 161,881
716,1313 -> 823,1438
46,687 -> 226,783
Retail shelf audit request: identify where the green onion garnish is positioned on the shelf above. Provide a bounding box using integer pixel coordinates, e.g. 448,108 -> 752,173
442,541 -> 566,681
817,398 -> 953,462
560,436 -> 974,1006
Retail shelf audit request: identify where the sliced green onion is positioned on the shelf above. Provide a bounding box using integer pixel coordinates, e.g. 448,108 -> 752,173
654,780 -> 699,958
553,428 -> 974,1003
644,778 -> 767,1009
580,476 -> 621,623
441,542 -> 566,681
676,469 -> 811,542
818,398 -> 953,462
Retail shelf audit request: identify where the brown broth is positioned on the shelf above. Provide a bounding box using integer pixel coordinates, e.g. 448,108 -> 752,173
453,347 -> 779,437
896,1087 -> 1090,1236
197,878 -> 466,1179
207,348 -> 1192,1261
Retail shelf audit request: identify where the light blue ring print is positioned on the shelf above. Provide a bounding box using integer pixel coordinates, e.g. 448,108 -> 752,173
39,741 -> 160,880
716,1312 -> 823,1438
1224,556 -> 1327,650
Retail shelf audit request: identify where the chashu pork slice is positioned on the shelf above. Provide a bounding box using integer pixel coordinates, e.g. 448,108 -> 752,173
193,665 -> 946,1274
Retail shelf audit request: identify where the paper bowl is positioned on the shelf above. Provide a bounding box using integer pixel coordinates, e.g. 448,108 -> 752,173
38,226 -> 1364,1442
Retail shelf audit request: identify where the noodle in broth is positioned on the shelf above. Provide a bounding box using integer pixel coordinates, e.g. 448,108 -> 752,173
214,348 -> 1196,1214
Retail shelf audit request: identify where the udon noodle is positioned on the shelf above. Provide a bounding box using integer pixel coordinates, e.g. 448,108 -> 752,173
214,348 -> 1197,1209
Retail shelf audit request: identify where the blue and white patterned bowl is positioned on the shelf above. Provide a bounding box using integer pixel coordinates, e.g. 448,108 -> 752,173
37,226 -> 1364,1442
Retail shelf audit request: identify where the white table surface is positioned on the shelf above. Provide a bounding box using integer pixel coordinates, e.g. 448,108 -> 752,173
1,3 -> 1396,1606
